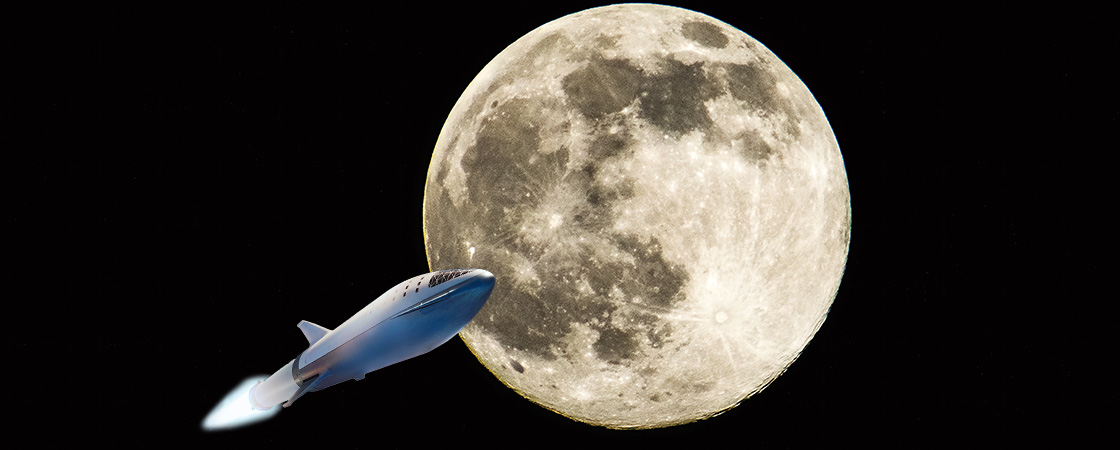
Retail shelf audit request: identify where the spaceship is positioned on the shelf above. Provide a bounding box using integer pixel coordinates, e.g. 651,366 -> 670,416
248,268 -> 495,410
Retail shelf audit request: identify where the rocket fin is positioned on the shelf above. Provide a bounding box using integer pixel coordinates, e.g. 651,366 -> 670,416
297,320 -> 331,345
284,372 -> 327,408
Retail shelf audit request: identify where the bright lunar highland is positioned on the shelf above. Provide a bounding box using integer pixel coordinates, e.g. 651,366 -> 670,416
423,4 -> 850,429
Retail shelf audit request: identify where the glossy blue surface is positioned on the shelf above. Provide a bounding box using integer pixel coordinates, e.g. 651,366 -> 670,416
303,271 -> 495,391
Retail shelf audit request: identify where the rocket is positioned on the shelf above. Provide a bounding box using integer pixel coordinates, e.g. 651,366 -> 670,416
247,268 -> 495,410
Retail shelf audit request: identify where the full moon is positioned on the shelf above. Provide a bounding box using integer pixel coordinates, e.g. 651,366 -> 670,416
423,4 -> 849,428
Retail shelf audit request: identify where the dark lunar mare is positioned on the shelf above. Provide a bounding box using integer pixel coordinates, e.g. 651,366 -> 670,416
559,49 -> 793,166
681,21 -> 729,49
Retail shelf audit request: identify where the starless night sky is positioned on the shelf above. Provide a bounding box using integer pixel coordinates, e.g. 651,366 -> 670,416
12,2 -> 1112,447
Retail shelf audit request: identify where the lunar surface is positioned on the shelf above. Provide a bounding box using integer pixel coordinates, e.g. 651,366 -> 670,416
423,4 -> 849,428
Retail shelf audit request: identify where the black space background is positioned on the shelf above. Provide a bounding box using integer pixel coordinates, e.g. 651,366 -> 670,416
12,3 -> 1114,448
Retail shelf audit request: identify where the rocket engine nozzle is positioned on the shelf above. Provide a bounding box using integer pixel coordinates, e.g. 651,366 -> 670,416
249,359 -> 300,410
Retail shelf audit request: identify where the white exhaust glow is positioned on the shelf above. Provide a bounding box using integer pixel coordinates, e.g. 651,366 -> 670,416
202,376 -> 280,431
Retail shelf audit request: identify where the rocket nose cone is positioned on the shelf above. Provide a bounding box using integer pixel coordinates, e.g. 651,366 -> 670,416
474,269 -> 494,284
470,269 -> 496,293
463,270 -> 495,321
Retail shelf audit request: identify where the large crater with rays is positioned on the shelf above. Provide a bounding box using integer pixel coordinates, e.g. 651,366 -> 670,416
423,4 -> 850,429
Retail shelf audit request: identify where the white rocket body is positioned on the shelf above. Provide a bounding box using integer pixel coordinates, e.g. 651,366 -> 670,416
248,268 -> 495,410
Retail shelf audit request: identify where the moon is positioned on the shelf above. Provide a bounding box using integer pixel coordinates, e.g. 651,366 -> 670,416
423,4 -> 850,429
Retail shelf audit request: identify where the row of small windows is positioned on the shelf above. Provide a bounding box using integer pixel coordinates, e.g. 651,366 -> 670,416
401,270 -> 469,298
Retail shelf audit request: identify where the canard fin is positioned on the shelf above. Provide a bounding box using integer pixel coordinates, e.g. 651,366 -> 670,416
297,320 -> 330,346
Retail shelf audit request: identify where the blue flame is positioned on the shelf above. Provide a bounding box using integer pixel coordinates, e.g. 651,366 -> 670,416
202,376 -> 280,431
